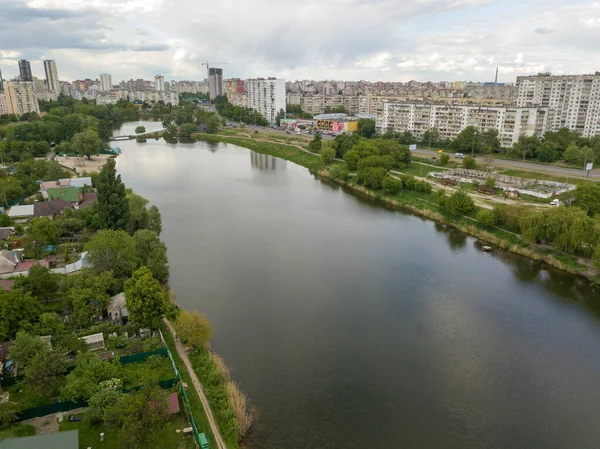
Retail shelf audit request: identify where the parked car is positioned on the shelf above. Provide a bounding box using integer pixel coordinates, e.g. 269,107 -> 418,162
550,199 -> 561,206
297,131 -> 302,136
286,131 -> 291,134
437,150 -> 445,154
455,153 -> 465,158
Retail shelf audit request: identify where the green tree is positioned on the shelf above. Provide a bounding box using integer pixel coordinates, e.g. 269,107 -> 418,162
97,159 -> 130,230
206,115 -> 221,134
476,209 -> 497,227
71,287 -> 108,328
484,177 -> 496,188
327,165 -> 349,180
28,218 -> 60,257
343,150 -> 360,170
134,230 -> 170,284
124,266 -> 167,328
446,190 -> 475,215
148,205 -> 162,235
174,310 -> 212,349
86,388 -> 123,423
84,230 -> 138,278
24,348 -> 66,395
574,184 -> 600,217
32,312 -> 64,336
178,123 -> 196,139
382,177 -> 402,195
356,168 -> 388,190
449,126 -> 479,154
62,352 -> 123,401
166,123 -> 177,135
126,192 -> 150,234
134,126 -> 146,134
308,134 -> 322,153
357,119 -> 376,138
14,264 -> 60,303
0,293 -> 42,341
563,143 -> 581,164
439,153 -> 450,166
462,156 -> 476,169
105,387 -> 169,449
0,402 -> 21,426
8,331 -> 47,366
72,129 -> 103,160
320,144 -> 337,164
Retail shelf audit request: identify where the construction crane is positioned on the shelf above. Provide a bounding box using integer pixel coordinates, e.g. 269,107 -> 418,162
202,62 -> 228,100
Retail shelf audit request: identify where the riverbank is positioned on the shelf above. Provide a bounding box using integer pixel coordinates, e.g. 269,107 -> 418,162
197,132 -> 599,284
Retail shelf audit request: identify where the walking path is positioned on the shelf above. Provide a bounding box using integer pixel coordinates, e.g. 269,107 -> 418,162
163,318 -> 227,449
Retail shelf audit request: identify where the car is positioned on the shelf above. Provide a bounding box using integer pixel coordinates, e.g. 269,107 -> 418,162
550,199 -> 560,206
286,131 -> 291,134
297,131 -> 302,136
455,153 -> 465,158
437,150 -> 444,154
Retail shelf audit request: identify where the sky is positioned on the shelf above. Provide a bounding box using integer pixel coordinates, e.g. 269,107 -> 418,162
0,0 -> 599,84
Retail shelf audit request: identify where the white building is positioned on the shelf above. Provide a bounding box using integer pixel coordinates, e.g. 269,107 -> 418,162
246,78 -> 286,124
99,73 -> 113,92
43,60 -> 59,92
516,73 -> 600,137
0,93 -> 8,115
377,102 -> 549,147
117,90 -> 179,105
154,75 -> 165,92
4,81 -> 40,116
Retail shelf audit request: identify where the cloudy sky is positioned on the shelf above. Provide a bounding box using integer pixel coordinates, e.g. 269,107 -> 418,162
1,0 -> 599,84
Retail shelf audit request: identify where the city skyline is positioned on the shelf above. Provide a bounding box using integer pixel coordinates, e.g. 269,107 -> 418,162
1,0 -> 599,83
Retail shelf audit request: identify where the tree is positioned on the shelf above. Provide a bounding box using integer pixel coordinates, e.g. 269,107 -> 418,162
97,159 -> 130,230
0,402 -> 21,426
135,126 -> 146,134
126,192 -> 150,234
206,115 -> 221,134
134,230 -> 170,284
484,177 -> 496,188
178,123 -> 196,139
462,156 -> 476,169
0,293 -> 42,341
148,205 -> 162,235
320,144 -> 336,164
480,129 -> 500,154
174,310 -> 212,349
563,143 -> 581,164
439,153 -> 450,166
14,264 -> 60,303
24,348 -> 66,395
382,177 -> 402,195
28,218 -> 60,257
9,331 -> 47,366
343,150 -> 360,170
105,387 -> 168,449
390,146 -> 411,167
574,184 -> 600,217
84,230 -> 138,278
446,190 -> 475,215
33,312 -> 64,336
124,266 -> 167,328
71,287 -> 108,328
308,134 -> 322,153
476,209 -> 497,227
72,129 -> 103,160
62,352 -> 123,401
356,168 -> 388,190
87,388 -> 123,423
357,119 -> 376,138
449,126 -> 479,154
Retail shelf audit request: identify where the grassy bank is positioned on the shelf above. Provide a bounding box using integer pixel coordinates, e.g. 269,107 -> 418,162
201,133 -> 598,283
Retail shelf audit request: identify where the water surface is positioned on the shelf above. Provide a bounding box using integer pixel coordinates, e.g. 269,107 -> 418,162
115,131 -> 600,449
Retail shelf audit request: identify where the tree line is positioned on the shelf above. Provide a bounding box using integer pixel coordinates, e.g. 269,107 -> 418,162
213,95 -> 269,126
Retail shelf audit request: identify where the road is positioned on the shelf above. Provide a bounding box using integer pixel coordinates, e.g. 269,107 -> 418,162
163,318 -> 227,449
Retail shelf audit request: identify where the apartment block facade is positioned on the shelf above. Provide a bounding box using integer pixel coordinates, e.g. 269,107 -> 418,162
247,78 -> 285,124
154,75 -> 165,92
100,73 -> 113,92
0,93 -> 8,115
516,73 -> 600,137
43,60 -> 59,92
377,103 -> 548,147
5,81 -> 40,115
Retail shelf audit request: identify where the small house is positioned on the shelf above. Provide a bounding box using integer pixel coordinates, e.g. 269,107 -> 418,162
0,227 -> 14,241
108,292 -> 129,325
507,190 -> 519,199
441,178 -> 457,187
80,332 -> 105,351
7,205 -> 34,222
33,200 -> 74,220
477,185 -> 494,196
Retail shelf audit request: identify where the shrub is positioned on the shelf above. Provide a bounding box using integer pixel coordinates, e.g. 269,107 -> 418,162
174,310 -> 212,349
12,424 -> 36,437
328,165 -> 349,180
415,180 -> 432,193
357,155 -> 394,171
343,150 -> 360,170
356,167 -> 388,190
476,209 -> 497,227
446,190 -> 475,215
462,156 -> 476,169
320,145 -> 336,164
484,177 -> 496,188
382,177 -> 403,195
439,153 -> 450,166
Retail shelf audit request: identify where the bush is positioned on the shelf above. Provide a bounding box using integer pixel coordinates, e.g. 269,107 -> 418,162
174,310 -> 212,349
446,190 -> 475,215
462,156 -> 476,169
320,145 -> 336,164
382,176 -> 403,195
328,165 -> 349,180
484,177 -> 496,188
439,153 -> 450,166
12,424 -> 35,437
356,167 -> 388,190
415,180 -> 432,193
357,155 -> 394,171
343,150 -> 360,170
476,209 -> 497,226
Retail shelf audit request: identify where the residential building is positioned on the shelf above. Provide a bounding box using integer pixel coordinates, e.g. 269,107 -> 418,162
377,102 -> 548,147
111,90 -> 179,105
0,66 -> 4,92
18,59 -> 32,81
229,91 -> 248,108
516,72 -> 600,137
43,60 -> 59,92
0,93 -> 8,115
208,68 -> 224,99
246,78 -> 285,124
225,78 -> 245,98
4,81 -> 40,115
154,75 -> 165,91
99,73 -> 113,92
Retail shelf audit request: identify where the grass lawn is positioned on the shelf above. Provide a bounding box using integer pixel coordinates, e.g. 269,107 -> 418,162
5,383 -> 61,409
59,413 -> 195,449
159,324 -> 221,449
0,424 -> 36,441
121,355 -> 175,388
401,162 -> 447,178
498,168 -> 595,186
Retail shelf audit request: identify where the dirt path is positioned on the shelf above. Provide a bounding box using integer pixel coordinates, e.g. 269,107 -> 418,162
163,318 -> 227,449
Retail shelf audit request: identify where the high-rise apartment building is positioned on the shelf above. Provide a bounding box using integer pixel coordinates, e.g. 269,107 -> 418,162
516,73 -> 600,137
0,93 -> 8,115
99,73 -> 113,92
154,75 -> 165,92
0,66 -> 4,92
377,102 -> 548,147
43,60 -> 59,92
5,81 -> 41,115
208,68 -> 224,99
18,59 -> 33,82
246,78 -> 286,124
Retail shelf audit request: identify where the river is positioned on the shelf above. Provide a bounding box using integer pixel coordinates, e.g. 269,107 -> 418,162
114,123 -> 600,449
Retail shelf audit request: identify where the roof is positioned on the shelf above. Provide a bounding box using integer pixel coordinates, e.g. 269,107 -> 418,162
0,280 -> 14,291
0,251 -> 17,274
14,259 -> 50,273
80,332 -> 104,345
313,113 -> 348,120
40,177 -> 92,191
33,200 -> 73,218
79,192 -> 97,209
0,227 -> 14,240
0,430 -> 79,449
47,187 -> 80,203
167,392 -> 181,414
7,204 -> 34,217
69,177 -> 92,188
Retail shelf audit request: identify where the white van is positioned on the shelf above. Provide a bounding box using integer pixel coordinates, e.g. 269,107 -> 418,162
455,153 -> 465,159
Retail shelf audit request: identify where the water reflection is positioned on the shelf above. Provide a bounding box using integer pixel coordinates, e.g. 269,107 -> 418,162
250,152 -> 287,171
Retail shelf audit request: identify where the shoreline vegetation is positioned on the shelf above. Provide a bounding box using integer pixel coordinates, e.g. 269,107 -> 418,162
195,132 -> 599,284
